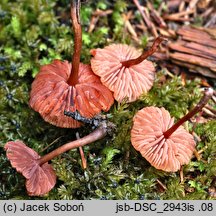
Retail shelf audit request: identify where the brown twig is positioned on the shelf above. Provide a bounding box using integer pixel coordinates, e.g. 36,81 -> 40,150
156,179 -> 167,190
193,149 -> 201,161
179,0 -> 185,12
163,9 -> 195,20
184,0 -> 199,24
205,105 -> 216,115
88,9 -> 113,33
123,11 -> 138,40
147,2 -> 167,28
169,52 -> 216,69
203,107 -> 216,118
133,0 -> 158,37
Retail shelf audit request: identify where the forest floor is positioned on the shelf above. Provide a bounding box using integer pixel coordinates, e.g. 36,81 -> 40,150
0,0 -> 215,200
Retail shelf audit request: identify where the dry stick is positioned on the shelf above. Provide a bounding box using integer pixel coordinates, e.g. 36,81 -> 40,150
38,125 -> 107,165
123,11 -> 138,39
68,0 -> 82,85
133,0 -> 151,29
179,0 -> 185,12
201,7 -> 214,19
88,16 -> 99,33
163,88 -> 214,139
147,2 -> 167,28
121,36 -> 165,68
163,9 -> 195,20
203,107 -> 216,118
88,10 -> 113,33
205,104 -> 216,115
184,0 -> 199,25
212,94 -> 216,104
156,179 -> 167,190
133,0 -> 158,37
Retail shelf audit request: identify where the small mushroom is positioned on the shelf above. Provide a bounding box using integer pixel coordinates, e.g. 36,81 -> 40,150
90,37 -> 164,102
131,88 -> 213,172
4,121 -> 112,196
4,140 -> 56,196
29,0 -> 114,128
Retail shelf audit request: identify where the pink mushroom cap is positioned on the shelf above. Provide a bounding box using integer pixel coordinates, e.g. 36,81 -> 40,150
29,60 -> 114,128
131,107 -> 196,172
90,44 -> 155,102
4,140 -> 56,196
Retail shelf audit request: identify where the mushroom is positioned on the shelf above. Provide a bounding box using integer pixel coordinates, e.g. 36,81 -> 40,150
131,88 -> 213,172
29,0 -> 114,128
90,37 -> 164,102
4,140 -> 56,196
4,120 -> 113,196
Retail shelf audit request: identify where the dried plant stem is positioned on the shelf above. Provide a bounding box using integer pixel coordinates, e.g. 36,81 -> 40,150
121,36 -> 164,68
163,88 -> 213,139
38,125 -> 107,165
156,179 -> 167,190
133,0 -> 158,37
68,0 -> 82,86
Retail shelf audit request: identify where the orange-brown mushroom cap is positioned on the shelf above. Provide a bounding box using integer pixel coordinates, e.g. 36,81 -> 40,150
131,107 -> 196,172
4,140 -> 56,196
90,44 -> 155,102
29,60 -> 114,128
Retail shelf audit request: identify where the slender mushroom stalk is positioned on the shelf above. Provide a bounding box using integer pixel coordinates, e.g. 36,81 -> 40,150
163,87 -> 214,139
38,124 -> 107,165
68,0 -> 82,86
121,36 -> 165,68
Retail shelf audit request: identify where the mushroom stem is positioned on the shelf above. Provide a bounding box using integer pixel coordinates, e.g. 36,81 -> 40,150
38,125 -> 107,165
121,36 -> 164,68
163,88 -> 213,139
68,0 -> 82,86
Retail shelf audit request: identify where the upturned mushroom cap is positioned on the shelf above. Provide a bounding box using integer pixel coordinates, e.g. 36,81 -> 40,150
29,60 -> 114,128
4,140 -> 56,196
131,107 -> 196,172
90,44 -> 155,102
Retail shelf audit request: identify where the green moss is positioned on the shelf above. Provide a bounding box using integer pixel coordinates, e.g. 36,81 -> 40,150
0,0 -> 215,200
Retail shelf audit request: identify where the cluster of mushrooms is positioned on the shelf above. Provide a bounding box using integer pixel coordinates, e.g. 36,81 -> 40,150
4,0 -> 213,196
